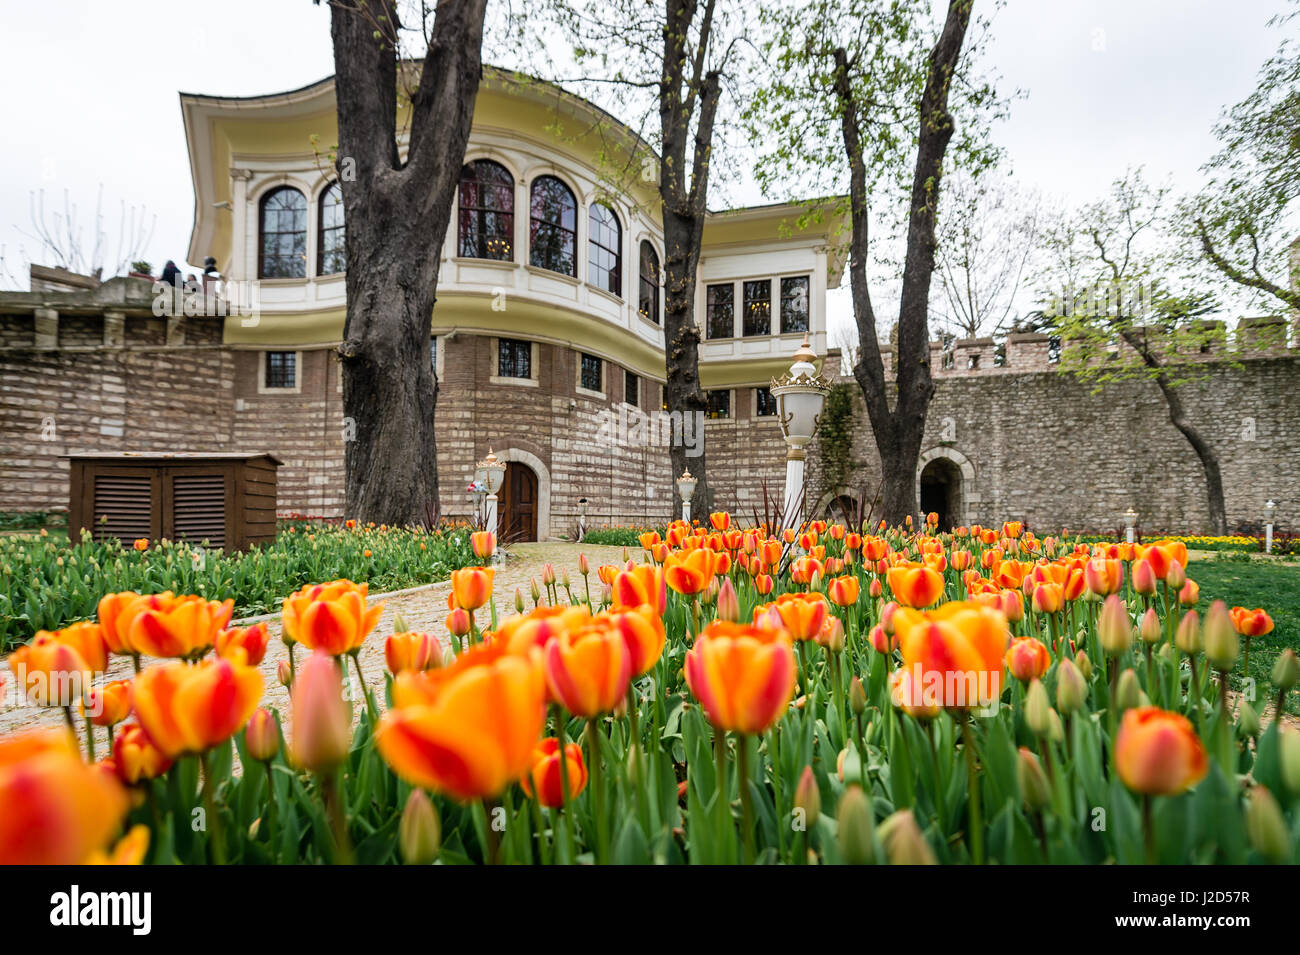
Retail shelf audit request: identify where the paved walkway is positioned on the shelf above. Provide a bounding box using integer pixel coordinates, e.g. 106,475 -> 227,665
0,542 -> 629,738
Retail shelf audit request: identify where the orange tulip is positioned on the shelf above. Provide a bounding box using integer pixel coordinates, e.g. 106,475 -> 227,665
49,621 -> 111,674
470,531 -> 496,559
889,666 -> 940,720
215,623 -> 270,666
1084,557 -> 1122,597
83,679 -> 132,727
604,606 -> 666,676
521,737 -> 588,807
894,602 -> 1010,710
638,531 -> 662,550
994,559 -> 1033,590
1031,581 -> 1064,615
1131,559 -> 1158,596
1114,706 -> 1208,796
886,563 -> 945,609
281,579 -> 384,655
827,575 -> 861,607
377,643 -> 547,801
97,591 -> 146,655
1229,607 -> 1274,637
1178,579 -> 1200,606
685,621 -> 796,734
385,631 -> 439,674
773,592 -> 830,641
494,604 -> 592,656
709,511 -> 731,531
290,652 -> 352,772
1005,637 -> 1051,684
755,573 -> 774,595
111,723 -> 173,783
126,593 -> 233,659
0,728 -> 128,865
759,538 -> 783,567
8,632 -> 93,708
131,657 -> 264,758
244,708 -> 281,763
664,548 -> 714,596
543,617 -> 633,717
451,566 -> 495,611
611,564 -> 667,615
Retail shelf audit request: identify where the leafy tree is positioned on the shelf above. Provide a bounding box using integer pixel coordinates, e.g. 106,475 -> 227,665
1192,3 -> 1300,315
747,0 -> 1003,524
324,0 -> 489,523
1042,169 -> 1230,534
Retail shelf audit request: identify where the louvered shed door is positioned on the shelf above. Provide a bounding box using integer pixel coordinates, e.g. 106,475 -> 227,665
91,474 -> 154,542
169,473 -> 228,548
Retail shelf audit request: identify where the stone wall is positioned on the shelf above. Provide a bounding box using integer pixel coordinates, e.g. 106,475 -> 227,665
2,303 -> 1298,537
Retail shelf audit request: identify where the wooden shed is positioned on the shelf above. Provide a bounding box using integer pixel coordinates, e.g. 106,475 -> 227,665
67,452 -> 281,552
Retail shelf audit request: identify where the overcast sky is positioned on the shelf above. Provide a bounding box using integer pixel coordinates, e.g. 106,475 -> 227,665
0,0 -> 1290,340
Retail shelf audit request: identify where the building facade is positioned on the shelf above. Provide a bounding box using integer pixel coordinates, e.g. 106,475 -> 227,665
1,72 -> 1297,539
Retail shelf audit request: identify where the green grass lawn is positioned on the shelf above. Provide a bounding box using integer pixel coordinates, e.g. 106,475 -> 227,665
1190,554 -> 1300,715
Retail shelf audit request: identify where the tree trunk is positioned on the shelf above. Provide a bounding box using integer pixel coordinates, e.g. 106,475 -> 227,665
329,0 -> 487,525
662,206 -> 709,515
838,1 -> 973,527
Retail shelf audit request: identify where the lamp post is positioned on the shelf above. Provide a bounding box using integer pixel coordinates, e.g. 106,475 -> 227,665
1123,506 -> 1138,545
577,496 -> 588,542
770,337 -> 830,531
1265,499 -> 1277,554
475,448 -> 506,538
675,470 -> 697,524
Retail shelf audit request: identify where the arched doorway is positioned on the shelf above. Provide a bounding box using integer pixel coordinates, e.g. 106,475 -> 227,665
919,458 -> 962,531
500,462 -> 539,542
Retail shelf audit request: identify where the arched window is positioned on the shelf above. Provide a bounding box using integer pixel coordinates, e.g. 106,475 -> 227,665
318,182 -> 345,275
529,175 -> 577,276
638,241 -> 660,324
588,203 -> 621,295
259,186 -> 307,279
458,160 -> 514,260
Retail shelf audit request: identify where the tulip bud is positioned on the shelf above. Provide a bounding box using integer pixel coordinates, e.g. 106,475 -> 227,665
1115,668 -> 1141,710
1138,608 -> 1162,645
542,563 -> 556,587
1046,708 -> 1065,743
1098,595 -> 1133,656
514,587 -> 526,614
1073,649 -> 1094,681
877,809 -> 936,864
1165,559 -> 1185,590
530,577 -> 541,604
1245,787 -> 1290,863
561,569 -> 571,591
1131,559 -> 1157,596
822,616 -> 846,653
794,766 -> 821,828
245,707 -> 280,762
849,676 -> 867,715
277,659 -> 293,688
868,577 -> 882,598
1024,679 -> 1052,737
446,607 -> 471,638
399,789 -> 441,865
578,553 -> 590,576
715,578 -> 740,622
1272,649 -> 1300,690
289,652 -> 352,773
836,786 -> 876,865
1236,701 -> 1260,739
1016,747 -> 1052,810
1055,658 -> 1087,713
880,601 -> 898,635
1178,578 -> 1199,606
626,744 -> 641,786
1175,610 -> 1202,655
1203,600 -> 1239,672
1280,729 -> 1300,795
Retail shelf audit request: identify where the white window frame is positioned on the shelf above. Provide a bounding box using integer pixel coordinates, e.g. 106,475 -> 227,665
258,349 -> 302,394
490,336 -> 540,387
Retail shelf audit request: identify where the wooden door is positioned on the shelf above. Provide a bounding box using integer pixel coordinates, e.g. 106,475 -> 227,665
500,461 -> 538,542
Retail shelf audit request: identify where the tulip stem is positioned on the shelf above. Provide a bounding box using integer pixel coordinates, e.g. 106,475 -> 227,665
1141,794 -> 1156,865
83,715 -> 96,762
715,726 -> 730,863
960,716 -> 984,865
320,770 -> 353,865
350,652 -> 377,724
586,718 -> 608,864
263,760 -> 278,859
198,750 -> 227,865
736,733 -> 756,864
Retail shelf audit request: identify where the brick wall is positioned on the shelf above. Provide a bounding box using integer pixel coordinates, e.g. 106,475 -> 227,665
2,308 -> 1298,536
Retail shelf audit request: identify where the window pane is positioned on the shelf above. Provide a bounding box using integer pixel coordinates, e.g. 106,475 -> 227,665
459,161 -> 515,261
587,204 -> 621,296
580,353 -> 602,392
265,351 -> 295,389
743,279 -> 771,336
756,386 -> 777,417
318,183 -> 345,275
780,276 -> 810,334
430,337 -> 437,376
530,176 -> 577,276
706,284 -> 734,339
498,338 -> 531,379
260,187 -> 308,279
638,242 -> 660,324
624,370 -> 639,407
705,390 -> 730,419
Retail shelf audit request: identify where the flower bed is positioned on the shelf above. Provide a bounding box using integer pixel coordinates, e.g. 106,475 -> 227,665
1,516 -> 1296,865
0,522 -> 475,649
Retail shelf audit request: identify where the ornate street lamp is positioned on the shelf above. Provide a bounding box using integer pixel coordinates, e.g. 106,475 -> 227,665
770,336 -> 831,530
475,448 -> 506,537
675,470 -> 698,524
1265,499 -> 1277,554
1123,506 -> 1138,545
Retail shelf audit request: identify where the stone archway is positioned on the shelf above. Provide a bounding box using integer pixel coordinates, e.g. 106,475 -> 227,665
916,447 -> 978,529
813,486 -> 861,526
496,448 -> 551,541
